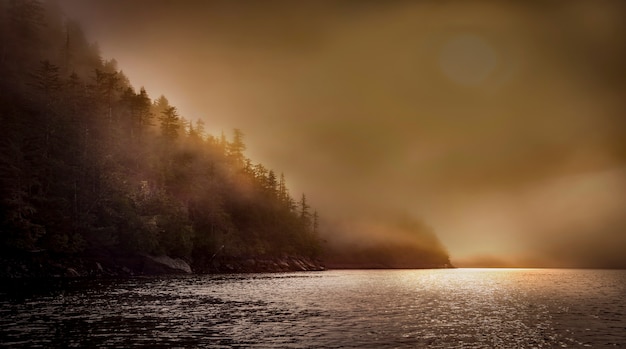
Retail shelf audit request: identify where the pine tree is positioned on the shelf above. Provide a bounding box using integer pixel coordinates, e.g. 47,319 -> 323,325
31,60 -> 61,96
227,128 -> 246,167
159,106 -> 180,141
299,194 -> 311,225
266,170 -> 277,194
277,172 -> 291,206
135,87 -> 153,131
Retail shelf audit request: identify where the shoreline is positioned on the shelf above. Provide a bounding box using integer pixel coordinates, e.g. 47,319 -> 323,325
0,250 -> 326,279
1,249 -> 454,279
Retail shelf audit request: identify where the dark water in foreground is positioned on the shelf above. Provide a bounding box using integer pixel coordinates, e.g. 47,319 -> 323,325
1,269 -> 625,348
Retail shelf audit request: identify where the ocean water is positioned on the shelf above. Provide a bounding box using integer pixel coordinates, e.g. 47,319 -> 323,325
0,269 -> 624,348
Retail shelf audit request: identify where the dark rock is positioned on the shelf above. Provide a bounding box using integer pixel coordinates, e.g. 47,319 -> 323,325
65,268 -> 80,277
146,255 -> 192,274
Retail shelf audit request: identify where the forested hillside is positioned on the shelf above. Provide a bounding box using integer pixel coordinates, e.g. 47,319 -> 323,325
0,1 -> 322,276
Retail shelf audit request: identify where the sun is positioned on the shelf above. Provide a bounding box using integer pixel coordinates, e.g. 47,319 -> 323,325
439,34 -> 498,86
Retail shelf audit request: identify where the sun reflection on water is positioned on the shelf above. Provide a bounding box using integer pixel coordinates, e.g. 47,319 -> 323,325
1,269 -> 624,348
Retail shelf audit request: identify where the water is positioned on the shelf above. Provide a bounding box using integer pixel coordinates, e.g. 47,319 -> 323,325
1,269 -> 625,348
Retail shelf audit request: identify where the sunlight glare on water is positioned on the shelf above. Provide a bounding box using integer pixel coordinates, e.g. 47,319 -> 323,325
1,269 -> 625,348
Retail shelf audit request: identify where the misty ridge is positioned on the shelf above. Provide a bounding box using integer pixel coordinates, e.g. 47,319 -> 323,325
0,0 -> 451,277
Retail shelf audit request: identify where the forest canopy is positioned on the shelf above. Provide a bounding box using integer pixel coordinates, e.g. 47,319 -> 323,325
0,0 -> 321,272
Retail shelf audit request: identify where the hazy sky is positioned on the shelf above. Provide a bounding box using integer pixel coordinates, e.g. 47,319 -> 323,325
58,0 -> 626,268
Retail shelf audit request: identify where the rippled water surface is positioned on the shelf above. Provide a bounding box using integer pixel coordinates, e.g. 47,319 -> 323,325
1,269 -> 625,348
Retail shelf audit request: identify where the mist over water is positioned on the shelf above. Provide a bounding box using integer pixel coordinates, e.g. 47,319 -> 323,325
2,269 -> 625,348
56,0 -> 626,267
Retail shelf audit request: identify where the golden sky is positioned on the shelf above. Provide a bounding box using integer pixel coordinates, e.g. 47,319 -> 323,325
59,0 -> 626,268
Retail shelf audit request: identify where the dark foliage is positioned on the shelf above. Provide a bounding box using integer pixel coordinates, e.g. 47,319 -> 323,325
0,1 -> 321,269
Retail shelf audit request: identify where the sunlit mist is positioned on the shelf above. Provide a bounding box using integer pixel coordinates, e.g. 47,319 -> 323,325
57,0 -> 626,268
439,34 -> 498,86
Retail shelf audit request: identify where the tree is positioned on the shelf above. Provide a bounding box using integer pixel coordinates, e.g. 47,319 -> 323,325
195,118 -> 206,140
93,68 -> 119,125
135,87 -> 153,131
278,173 -> 289,203
266,170 -> 277,193
253,163 -> 268,183
152,95 -> 170,121
299,193 -> 311,225
6,0 -> 45,41
313,210 -> 319,234
31,60 -> 61,96
159,106 -> 180,141
227,128 -> 246,166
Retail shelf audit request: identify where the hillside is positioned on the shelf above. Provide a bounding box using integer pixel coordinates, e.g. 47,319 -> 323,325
0,1 -> 322,276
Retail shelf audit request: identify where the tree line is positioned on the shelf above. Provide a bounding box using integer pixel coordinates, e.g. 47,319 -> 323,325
0,0 -> 321,268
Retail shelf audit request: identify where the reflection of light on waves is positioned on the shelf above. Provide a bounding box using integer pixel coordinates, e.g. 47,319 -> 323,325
457,268 -> 539,272
422,268 -> 540,290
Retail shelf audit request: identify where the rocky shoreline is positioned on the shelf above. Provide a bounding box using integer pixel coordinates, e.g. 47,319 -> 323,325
1,249 -> 457,279
199,256 -> 325,274
0,249 -> 325,279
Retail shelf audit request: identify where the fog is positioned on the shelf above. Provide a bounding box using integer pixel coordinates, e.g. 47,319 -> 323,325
58,0 -> 626,267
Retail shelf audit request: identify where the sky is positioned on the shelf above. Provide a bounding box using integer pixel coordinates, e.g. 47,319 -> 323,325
57,0 -> 626,268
